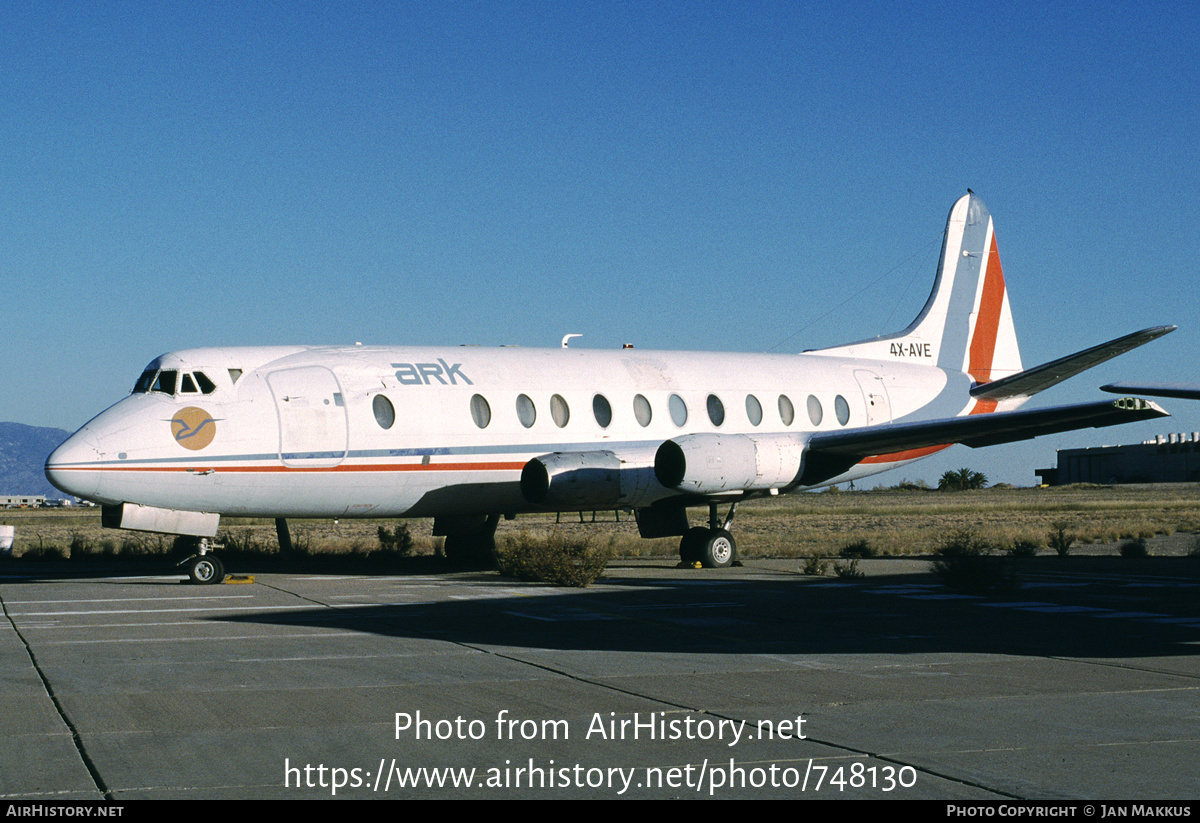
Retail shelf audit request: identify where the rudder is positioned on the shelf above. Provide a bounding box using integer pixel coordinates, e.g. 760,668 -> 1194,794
812,192 -> 1023,384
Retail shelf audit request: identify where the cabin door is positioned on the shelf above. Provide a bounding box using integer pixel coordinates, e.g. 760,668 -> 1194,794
853,369 -> 892,426
267,366 -> 349,468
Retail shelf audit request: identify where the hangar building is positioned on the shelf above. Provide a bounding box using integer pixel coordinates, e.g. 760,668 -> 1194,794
1036,433 -> 1200,485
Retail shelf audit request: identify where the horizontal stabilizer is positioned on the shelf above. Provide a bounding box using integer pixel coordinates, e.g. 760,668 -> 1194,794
970,326 -> 1175,401
1102,382 -> 1200,400
807,397 -> 1168,457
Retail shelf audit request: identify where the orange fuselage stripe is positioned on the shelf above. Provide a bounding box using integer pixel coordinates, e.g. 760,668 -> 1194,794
52,461 -> 528,474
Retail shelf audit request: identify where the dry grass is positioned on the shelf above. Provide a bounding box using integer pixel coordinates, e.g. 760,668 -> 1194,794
3,483 -> 1200,561
496,531 -> 612,587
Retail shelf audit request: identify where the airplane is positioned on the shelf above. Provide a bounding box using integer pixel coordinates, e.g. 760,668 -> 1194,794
45,192 -> 1175,583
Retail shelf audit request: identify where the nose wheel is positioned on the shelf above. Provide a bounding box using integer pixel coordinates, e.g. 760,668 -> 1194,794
186,555 -> 225,584
182,538 -> 226,584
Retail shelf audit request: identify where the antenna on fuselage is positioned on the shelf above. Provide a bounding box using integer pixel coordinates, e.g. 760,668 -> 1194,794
561,334 -> 582,348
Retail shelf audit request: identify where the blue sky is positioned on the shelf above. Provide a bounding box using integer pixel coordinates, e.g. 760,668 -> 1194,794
4,1 -> 1198,486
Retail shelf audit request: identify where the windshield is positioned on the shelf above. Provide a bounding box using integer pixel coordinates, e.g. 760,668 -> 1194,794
132,369 -> 217,396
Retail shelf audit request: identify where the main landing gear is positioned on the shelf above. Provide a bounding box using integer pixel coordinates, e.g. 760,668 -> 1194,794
439,513 -> 501,569
182,538 -> 225,585
679,502 -> 739,569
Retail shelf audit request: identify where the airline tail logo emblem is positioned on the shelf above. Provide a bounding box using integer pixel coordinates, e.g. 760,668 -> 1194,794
171,407 -> 217,450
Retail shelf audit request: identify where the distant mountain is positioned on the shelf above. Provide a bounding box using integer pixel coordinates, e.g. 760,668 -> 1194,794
0,423 -> 71,499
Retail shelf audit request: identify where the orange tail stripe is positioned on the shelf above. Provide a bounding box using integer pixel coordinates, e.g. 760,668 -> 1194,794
967,233 -> 1006,384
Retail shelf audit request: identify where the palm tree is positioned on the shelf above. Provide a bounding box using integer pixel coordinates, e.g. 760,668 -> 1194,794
938,468 -> 988,491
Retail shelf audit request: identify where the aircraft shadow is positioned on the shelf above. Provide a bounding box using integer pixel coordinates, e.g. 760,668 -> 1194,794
208,566 -> 1200,660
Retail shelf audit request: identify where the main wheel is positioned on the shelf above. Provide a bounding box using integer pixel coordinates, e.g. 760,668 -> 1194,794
187,555 -> 225,585
444,533 -> 498,569
700,529 -> 736,569
679,527 -> 710,563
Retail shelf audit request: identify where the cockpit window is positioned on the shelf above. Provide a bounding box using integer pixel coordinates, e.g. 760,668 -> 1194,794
151,370 -> 177,395
132,370 -> 156,394
132,367 -> 220,397
134,368 -> 219,396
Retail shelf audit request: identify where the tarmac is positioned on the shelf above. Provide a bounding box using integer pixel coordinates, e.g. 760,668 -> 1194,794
0,554 -> 1197,800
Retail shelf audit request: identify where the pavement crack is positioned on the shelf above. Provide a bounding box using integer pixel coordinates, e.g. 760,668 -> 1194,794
0,594 -> 112,801
447,639 -> 1022,799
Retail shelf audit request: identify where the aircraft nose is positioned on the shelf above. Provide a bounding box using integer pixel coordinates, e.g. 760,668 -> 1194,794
45,428 -> 103,501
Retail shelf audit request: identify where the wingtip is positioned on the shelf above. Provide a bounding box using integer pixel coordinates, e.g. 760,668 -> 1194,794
1109,396 -> 1169,415
1102,382 -> 1200,400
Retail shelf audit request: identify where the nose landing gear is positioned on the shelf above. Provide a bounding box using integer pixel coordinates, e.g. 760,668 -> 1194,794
182,538 -> 225,584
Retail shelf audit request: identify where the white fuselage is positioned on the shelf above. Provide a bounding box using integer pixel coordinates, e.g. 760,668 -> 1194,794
46,343 -> 971,519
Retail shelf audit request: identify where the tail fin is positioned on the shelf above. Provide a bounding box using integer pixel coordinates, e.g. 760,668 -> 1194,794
812,192 -> 1023,383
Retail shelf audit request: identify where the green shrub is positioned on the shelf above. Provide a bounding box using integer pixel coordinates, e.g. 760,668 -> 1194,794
21,544 -> 66,561
801,553 -> 827,576
1118,537 -> 1148,558
832,558 -> 863,578
1008,539 -> 1039,558
1047,521 -> 1075,556
376,524 -> 414,558
497,531 -> 611,588
838,539 -> 874,558
930,529 -> 1018,594
69,533 -> 99,558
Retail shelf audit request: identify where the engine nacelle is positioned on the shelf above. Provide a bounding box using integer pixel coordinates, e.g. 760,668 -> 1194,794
654,433 -> 808,495
521,447 -> 670,510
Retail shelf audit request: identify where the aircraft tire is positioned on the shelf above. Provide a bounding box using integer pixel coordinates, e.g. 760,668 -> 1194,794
187,555 -> 225,585
443,535 -> 466,566
679,527 -> 709,563
444,534 -> 498,570
700,529 -> 736,569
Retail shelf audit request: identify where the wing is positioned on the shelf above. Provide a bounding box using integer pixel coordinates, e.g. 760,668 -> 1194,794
794,397 -> 1168,486
1101,382 -> 1200,400
652,397 -> 1169,492
970,326 -> 1175,401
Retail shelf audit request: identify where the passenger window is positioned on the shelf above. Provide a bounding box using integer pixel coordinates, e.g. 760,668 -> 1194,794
516,394 -> 536,428
550,394 -> 570,427
778,394 -> 795,426
470,395 -> 491,428
745,394 -> 763,426
807,395 -> 823,426
835,395 -> 850,425
152,370 -> 178,395
373,395 -> 395,429
707,394 -> 725,426
669,394 -> 688,427
593,394 -> 612,428
633,394 -> 652,427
